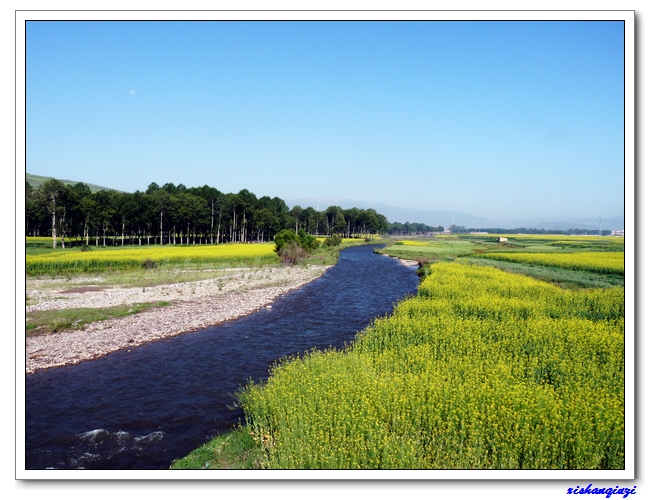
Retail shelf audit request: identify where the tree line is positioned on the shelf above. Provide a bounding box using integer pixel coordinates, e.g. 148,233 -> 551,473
386,221 -> 445,235
26,178 -> 396,248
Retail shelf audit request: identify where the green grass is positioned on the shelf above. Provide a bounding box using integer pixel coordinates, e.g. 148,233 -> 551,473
169,426 -> 265,470
26,301 -> 171,337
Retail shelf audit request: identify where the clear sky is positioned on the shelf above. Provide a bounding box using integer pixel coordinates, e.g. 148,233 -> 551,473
25,18 -> 626,223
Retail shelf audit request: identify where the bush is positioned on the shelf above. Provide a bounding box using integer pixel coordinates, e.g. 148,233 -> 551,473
277,241 -> 308,265
298,229 -> 320,251
274,229 -> 320,265
323,235 -> 342,247
273,229 -> 300,252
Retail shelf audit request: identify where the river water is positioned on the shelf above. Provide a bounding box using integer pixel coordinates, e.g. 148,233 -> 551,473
24,244 -> 419,470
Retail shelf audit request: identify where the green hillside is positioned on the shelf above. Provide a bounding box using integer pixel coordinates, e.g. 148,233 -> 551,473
26,173 -> 121,193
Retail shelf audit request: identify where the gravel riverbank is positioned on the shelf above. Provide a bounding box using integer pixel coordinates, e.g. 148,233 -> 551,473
25,265 -> 330,374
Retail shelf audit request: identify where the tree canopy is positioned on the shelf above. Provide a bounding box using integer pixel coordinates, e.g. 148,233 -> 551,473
25,179 -> 396,247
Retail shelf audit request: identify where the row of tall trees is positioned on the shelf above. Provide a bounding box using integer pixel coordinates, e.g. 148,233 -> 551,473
26,179 -> 391,248
386,221 -> 444,235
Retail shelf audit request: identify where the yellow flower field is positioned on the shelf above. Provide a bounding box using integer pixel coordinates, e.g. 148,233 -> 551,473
478,251 -> 624,275
26,243 -> 279,274
240,263 -> 624,469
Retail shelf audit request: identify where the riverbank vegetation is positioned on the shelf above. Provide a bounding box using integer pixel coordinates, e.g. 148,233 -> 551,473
171,233 -> 625,470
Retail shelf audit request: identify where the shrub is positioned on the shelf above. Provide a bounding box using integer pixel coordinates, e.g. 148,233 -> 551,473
273,229 -> 300,253
277,241 -> 308,265
298,229 -> 320,251
323,235 -> 342,247
274,229 -> 320,265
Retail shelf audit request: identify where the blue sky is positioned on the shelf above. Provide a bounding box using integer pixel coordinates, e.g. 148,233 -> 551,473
25,19 -> 626,224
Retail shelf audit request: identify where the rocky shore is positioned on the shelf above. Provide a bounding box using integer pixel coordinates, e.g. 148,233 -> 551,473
25,265 -> 331,374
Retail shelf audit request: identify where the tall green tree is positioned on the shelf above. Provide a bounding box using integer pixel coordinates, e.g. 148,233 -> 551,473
35,179 -> 66,248
332,211 -> 347,235
176,192 -> 209,244
253,207 -> 277,242
290,205 -> 304,234
189,185 -> 223,244
151,189 -> 172,244
92,190 -> 115,246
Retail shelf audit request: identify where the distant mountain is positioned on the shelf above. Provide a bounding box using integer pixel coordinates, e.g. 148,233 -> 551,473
286,197 -> 626,231
26,173 -> 121,193
487,215 -> 625,232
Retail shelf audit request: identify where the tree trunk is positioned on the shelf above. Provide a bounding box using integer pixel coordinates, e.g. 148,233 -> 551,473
51,210 -> 57,248
242,212 -> 246,242
60,208 -> 66,249
210,200 -> 215,244
231,207 -> 236,242
217,209 -> 222,245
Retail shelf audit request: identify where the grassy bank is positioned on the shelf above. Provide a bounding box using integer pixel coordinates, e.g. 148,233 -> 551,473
26,301 -> 172,337
171,235 -> 625,470
170,427 -> 265,470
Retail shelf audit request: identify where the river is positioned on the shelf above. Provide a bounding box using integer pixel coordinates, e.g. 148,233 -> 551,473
24,244 -> 419,470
